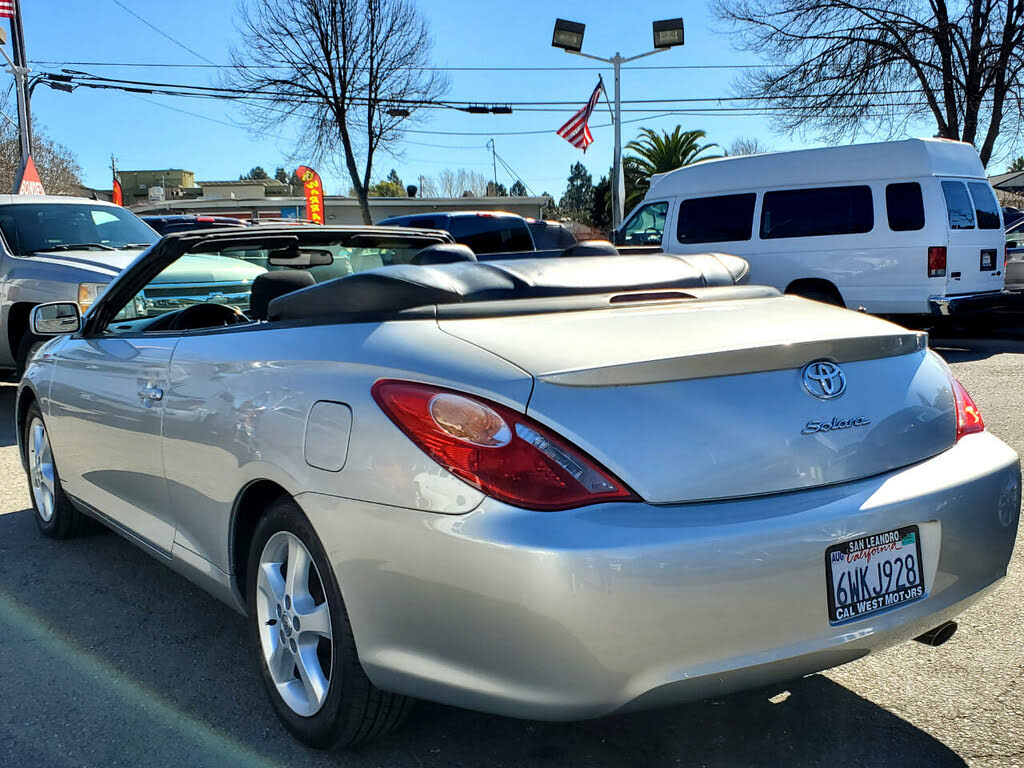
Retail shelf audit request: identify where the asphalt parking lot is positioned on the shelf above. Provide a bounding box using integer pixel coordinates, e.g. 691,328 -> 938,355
0,336 -> 1022,768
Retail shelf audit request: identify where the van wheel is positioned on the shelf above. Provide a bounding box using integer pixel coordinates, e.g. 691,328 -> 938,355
786,283 -> 845,307
248,497 -> 413,749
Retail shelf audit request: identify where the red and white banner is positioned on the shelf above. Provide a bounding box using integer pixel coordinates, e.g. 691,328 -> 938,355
296,166 -> 325,224
15,155 -> 44,195
0,1 -> 15,20
556,79 -> 605,152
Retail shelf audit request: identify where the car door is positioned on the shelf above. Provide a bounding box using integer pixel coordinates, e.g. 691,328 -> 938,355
45,333 -> 177,555
940,178 -> 1004,295
618,200 -> 672,248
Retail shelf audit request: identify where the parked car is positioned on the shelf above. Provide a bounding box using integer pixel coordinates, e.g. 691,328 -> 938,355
616,138 -> 1006,316
525,218 -> 577,249
378,210 -> 535,254
0,197 -> 277,374
18,225 -> 1020,749
1002,206 -> 1023,228
141,214 -> 247,236
1005,217 -> 1024,291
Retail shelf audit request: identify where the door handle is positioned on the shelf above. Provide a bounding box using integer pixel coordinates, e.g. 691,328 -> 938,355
138,387 -> 164,402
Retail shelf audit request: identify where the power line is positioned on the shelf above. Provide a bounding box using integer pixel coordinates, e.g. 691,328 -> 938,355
108,1 -> 218,66
31,58 -> 773,72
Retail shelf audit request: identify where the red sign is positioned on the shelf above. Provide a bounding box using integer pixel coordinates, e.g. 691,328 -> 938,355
112,178 -> 123,206
16,155 -> 45,195
296,165 -> 325,224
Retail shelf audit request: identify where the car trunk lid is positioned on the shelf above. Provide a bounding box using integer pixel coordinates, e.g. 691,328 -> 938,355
439,295 -> 956,503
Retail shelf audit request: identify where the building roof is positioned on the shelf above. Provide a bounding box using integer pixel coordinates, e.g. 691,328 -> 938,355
647,138 -> 986,199
120,169 -> 193,174
198,179 -> 278,186
989,170 -> 1024,189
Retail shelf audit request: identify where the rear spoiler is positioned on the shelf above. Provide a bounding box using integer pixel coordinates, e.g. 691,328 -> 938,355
539,332 -> 927,387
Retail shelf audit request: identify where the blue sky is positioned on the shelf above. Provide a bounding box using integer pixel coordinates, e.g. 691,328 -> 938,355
20,0 -> 949,197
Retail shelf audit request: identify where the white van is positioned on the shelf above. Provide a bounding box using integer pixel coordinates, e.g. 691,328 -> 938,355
616,138 -> 1005,315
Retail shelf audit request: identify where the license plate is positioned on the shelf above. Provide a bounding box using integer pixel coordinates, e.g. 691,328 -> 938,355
981,249 -> 997,270
825,526 -> 925,623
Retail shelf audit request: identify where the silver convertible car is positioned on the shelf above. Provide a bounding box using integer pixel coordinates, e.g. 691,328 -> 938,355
17,226 -> 1020,748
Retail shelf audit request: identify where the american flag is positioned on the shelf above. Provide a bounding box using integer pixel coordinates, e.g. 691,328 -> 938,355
0,1 -> 14,19
556,79 -> 605,152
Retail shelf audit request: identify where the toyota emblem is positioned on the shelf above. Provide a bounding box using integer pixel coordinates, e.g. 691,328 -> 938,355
802,360 -> 846,400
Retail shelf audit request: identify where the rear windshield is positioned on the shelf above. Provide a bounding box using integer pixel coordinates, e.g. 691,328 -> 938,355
760,186 -> 873,239
885,183 -> 925,231
967,182 -> 1001,229
677,193 -> 756,244
941,181 -> 975,229
529,221 -> 576,249
448,215 -> 533,254
0,203 -> 158,255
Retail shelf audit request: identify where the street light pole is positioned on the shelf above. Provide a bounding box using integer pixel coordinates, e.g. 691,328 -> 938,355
552,18 -> 684,231
568,48 -> 665,229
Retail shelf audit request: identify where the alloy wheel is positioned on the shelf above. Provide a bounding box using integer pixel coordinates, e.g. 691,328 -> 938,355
255,531 -> 334,717
27,417 -> 56,523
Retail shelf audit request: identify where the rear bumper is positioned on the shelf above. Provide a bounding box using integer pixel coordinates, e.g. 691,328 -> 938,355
299,431 -> 1020,721
929,291 -> 1005,316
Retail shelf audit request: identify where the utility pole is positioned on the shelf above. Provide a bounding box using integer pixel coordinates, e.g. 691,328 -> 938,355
0,0 -> 33,189
487,139 -> 497,196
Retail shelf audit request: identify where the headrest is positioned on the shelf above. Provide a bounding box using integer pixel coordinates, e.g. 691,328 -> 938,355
250,270 -> 316,320
412,243 -> 478,265
562,240 -> 619,257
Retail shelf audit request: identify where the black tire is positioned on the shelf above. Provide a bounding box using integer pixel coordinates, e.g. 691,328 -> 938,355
247,496 -> 413,749
23,401 -> 90,538
16,333 -> 47,378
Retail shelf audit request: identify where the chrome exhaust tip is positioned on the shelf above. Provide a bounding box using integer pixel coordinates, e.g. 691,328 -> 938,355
914,620 -> 958,647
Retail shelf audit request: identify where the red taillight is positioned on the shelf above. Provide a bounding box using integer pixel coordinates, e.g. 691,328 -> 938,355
951,376 -> 984,440
928,246 -> 947,278
372,380 -> 638,510
196,216 -> 216,223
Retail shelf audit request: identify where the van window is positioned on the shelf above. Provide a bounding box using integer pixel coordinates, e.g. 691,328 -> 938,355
621,202 -> 668,245
677,193 -> 756,244
760,186 -> 873,239
885,183 -> 925,231
967,182 -> 1001,230
941,181 -> 975,229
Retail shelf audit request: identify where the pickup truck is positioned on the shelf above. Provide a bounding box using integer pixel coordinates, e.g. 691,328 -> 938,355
0,196 -> 266,374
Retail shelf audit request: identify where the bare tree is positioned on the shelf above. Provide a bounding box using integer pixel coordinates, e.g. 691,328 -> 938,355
713,0 -> 1024,165
435,168 -> 488,197
228,0 -> 448,223
0,120 -> 83,195
726,137 -> 773,156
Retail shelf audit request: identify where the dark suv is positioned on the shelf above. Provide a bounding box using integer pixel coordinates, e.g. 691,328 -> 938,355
378,211 -> 535,255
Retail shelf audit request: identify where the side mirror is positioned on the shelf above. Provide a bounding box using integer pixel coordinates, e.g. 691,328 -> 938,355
31,302 -> 82,336
611,227 -> 623,246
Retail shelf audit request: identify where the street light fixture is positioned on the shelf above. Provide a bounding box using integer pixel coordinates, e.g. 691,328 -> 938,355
551,17 -> 685,229
551,19 -> 585,53
652,19 -> 685,49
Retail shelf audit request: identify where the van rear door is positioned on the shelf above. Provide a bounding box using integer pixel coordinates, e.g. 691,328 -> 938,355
940,178 -> 1005,295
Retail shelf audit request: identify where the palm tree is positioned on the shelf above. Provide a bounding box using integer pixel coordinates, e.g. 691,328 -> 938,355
624,127 -> 721,210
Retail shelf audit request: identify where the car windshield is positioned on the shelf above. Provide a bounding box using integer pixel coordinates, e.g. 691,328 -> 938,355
0,203 -> 159,255
106,233 -> 445,326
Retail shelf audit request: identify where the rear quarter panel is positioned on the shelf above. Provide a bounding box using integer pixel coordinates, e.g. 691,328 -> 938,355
160,319 -> 533,571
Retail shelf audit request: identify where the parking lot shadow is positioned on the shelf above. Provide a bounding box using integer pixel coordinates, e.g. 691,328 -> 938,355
0,507 -> 967,768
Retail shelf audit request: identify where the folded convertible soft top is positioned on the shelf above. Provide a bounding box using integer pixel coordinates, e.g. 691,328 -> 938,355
267,253 -> 750,321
